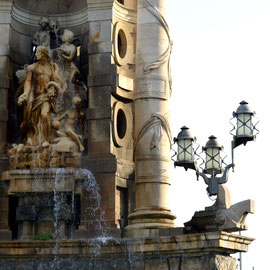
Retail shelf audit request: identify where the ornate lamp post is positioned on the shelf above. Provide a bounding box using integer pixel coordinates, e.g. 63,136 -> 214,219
172,101 -> 258,196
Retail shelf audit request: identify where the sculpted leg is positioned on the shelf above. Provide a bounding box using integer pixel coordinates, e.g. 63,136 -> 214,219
41,102 -> 51,147
66,128 -> 84,152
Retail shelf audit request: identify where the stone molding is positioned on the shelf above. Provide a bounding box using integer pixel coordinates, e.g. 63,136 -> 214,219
0,231 -> 254,257
113,1 -> 137,23
11,4 -> 88,27
0,1 -> 13,12
0,1 -> 12,23
87,9 -> 112,21
87,0 -> 114,11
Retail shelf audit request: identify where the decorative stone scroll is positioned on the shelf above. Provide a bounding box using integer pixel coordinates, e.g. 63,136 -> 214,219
141,0 -> 172,90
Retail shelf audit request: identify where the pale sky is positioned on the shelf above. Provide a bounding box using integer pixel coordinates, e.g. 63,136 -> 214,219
168,1 -> 270,269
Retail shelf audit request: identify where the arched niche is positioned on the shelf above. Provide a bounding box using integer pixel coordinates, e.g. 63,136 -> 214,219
14,0 -> 87,14
8,0 -> 89,144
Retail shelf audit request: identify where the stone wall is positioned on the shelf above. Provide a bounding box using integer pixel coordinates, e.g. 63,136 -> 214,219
0,231 -> 252,270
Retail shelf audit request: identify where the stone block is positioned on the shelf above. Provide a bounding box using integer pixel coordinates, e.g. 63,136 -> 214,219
87,73 -> 116,87
88,53 -> 113,75
87,141 -> 111,154
158,227 -> 184,237
88,41 -> 112,54
144,258 -> 170,270
88,118 -> 111,141
0,229 -> 11,240
88,86 -> 112,107
0,183 -> 8,197
0,45 -> 9,57
0,13 -> 11,24
0,109 -> 8,121
0,198 -> 8,210
0,57 -> 9,75
0,211 -> 8,223
0,25 -> 10,46
82,156 -> 117,173
181,254 -> 236,270
87,106 -> 111,120
0,88 -> 8,108
88,19 -> 112,42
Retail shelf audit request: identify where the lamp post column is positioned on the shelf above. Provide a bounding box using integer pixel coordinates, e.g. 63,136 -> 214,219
127,0 -> 176,232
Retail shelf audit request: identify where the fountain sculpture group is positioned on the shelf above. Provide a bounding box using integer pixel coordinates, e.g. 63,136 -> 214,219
2,18 -> 89,240
10,20 -> 86,170
0,1 -> 255,269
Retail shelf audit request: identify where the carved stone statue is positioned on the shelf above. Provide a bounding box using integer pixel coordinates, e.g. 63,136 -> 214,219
52,96 -> 84,152
56,29 -> 79,83
9,22 -> 86,169
49,19 -> 60,49
32,17 -> 50,47
18,46 -> 62,148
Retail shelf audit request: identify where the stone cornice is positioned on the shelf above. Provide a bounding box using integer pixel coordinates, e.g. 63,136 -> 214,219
113,1 -> 137,23
87,0 -> 114,10
0,1 -> 13,13
0,231 -> 254,258
0,1 -> 12,23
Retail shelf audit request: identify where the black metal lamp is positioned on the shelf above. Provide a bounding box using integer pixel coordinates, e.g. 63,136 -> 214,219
202,135 -> 223,176
172,100 -> 258,196
173,126 -> 197,171
232,100 -> 255,148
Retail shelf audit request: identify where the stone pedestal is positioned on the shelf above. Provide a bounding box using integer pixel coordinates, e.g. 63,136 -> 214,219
185,185 -> 255,233
0,231 -> 254,270
1,169 -> 90,240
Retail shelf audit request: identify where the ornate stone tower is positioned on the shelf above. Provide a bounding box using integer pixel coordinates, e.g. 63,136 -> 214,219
0,0 -> 144,238
0,0 -> 177,238
0,2 -> 254,270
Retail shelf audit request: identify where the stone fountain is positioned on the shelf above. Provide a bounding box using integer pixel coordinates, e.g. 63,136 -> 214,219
0,1 -> 254,269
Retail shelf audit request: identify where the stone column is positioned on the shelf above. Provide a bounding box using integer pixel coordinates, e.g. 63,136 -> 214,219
0,0 -> 12,240
0,1 -> 11,156
127,0 -> 175,233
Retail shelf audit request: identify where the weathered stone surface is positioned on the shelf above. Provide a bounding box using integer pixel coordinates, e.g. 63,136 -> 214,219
0,232 -> 252,269
181,254 -> 236,270
13,0 -> 87,14
185,185 -> 255,233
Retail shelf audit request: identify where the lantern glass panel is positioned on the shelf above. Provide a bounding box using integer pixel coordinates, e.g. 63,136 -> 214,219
205,147 -> 220,170
177,138 -> 193,163
237,113 -> 252,136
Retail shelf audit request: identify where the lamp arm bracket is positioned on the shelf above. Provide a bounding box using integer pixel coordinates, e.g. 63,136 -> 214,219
196,171 -> 210,185
218,163 -> 233,184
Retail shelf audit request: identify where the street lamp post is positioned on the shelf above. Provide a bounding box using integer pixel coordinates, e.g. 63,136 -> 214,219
172,101 -> 258,196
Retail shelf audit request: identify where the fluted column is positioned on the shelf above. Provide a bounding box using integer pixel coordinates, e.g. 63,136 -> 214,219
127,0 -> 175,232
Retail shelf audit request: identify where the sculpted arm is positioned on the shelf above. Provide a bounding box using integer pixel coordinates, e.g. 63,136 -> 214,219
52,63 -> 62,87
32,32 -> 39,46
18,66 -> 33,105
61,46 -> 76,61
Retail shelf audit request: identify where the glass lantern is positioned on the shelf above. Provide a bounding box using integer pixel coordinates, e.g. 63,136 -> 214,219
174,126 -> 197,170
233,100 -> 255,148
203,135 -> 223,176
